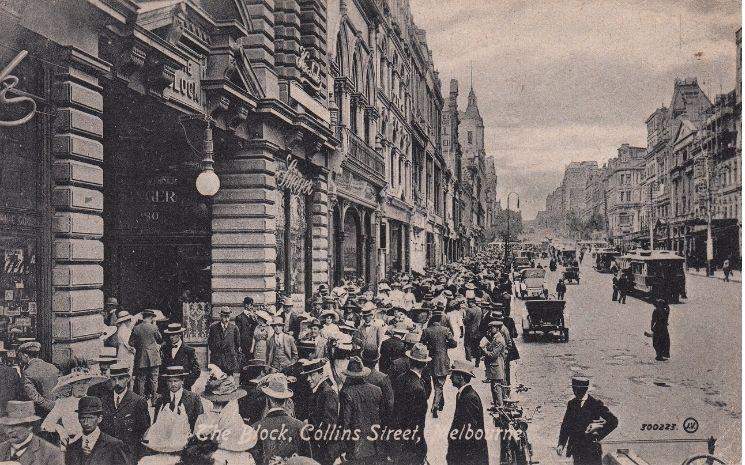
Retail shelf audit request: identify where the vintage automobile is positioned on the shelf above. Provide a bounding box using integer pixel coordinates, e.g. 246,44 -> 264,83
522,297 -> 568,342
563,265 -> 580,283
557,248 -> 577,266
594,248 -> 621,273
518,268 -> 548,299
616,250 -> 686,303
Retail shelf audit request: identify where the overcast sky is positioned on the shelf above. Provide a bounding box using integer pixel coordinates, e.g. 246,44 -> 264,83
408,0 -> 741,219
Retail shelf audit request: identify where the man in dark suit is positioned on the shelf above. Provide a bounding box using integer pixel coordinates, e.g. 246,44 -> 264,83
302,358 -> 339,465
0,400 -> 64,465
379,327 -> 406,375
279,297 -> 302,339
339,356 -> 385,464
87,347 -> 118,399
208,307 -> 242,375
392,344 -> 430,465
128,310 -> 162,401
421,310 -> 457,417
234,296 -> 258,361
361,349 -> 394,426
462,296 -> 483,366
160,323 -> 201,391
99,365 -> 150,461
250,373 -> 310,465
557,376 -> 618,465
391,333 -> 432,400
446,360 -> 488,465
65,396 -> 130,465
153,366 -> 204,430
238,359 -> 271,424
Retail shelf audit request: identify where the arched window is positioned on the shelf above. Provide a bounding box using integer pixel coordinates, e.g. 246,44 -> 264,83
351,53 -> 359,91
335,33 -> 344,76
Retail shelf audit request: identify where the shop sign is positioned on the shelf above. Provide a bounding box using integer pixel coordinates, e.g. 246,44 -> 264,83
0,211 -> 39,228
0,50 -> 36,127
277,157 -> 314,195
165,60 -> 203,112
336,170 -> 377,204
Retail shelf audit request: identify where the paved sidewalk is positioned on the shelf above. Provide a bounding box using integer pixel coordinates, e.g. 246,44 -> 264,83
686,267 -> 741,283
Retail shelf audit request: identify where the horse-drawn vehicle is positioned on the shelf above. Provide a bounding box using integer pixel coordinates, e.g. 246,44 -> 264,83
522,298 -> 568,342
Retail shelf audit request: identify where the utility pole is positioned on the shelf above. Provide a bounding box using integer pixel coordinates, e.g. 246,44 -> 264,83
649,180 -> 655,250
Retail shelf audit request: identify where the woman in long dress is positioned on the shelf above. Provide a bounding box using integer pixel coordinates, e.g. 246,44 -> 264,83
113,310 -> 136,371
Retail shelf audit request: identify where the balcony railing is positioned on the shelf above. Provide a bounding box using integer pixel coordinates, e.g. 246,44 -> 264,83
345,127 -> 385,180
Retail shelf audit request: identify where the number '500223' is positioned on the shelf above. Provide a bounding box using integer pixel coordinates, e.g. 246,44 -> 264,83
641,423 -> 676,431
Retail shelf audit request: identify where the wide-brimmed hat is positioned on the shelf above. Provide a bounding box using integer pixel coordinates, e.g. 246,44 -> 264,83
320,309 -> 338,321
160,365 -> 188,378
142,408 -> 191,453
361,348 -> 380,362
260,373 -> 294,399
403,332 -> 421,345
343,356 -> 371,378
164,323 -> 186,334
114,310 -> 133,325
76,396 -> 103,415
378,283 -> 391,292
92,347 -> 118,365
571,376 -> 590,388
0,401 -> 40,425
406,343 -> 432,363
51,368 -> 107,396
242,358 -> 270,372
255,310 -> 272,323
464,283 -> 476,290
202,374 -> 247,403
450,360 -> 475,378
300,358 -> 327,375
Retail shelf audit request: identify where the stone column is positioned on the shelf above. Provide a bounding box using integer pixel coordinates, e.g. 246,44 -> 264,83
211,145 -> 279,312
50,50 -> 108,363
311,172 -> 330,291
369,209 -> 380,288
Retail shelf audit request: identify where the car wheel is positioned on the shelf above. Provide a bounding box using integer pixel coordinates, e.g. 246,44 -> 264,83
563,329 -> 569,342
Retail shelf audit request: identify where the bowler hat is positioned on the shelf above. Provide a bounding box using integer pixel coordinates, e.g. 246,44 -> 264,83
571,376 -> 590,388
76,396 -> 103,415
450,360 -> 475,378
406,343 -> 432,363
343,356 -> 371,378
0,401 -> 40,425
164,323 -> 186,335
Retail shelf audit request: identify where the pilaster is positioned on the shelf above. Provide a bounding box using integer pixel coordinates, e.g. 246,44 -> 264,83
311,173 -> 330,289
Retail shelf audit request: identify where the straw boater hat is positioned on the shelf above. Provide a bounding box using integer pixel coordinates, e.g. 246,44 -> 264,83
450,360 -> 475,378
0,401 -> 40,425
109,364 -> 130,378
260,373 -> 294,399
300,358 -> 327,376
571,376 -> 590,388
160,365 -> 188,379
202,365 -> 247,403
114,310 -> 133,325
51,367 -> 107,396
164,323 -> 186,335
142,405 -> 191,453
406,343 -> 432,363
343,356 -> 371,378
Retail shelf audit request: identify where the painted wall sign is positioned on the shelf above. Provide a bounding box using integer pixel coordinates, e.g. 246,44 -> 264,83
0,50 -> 36,127
277,157 -> 314,195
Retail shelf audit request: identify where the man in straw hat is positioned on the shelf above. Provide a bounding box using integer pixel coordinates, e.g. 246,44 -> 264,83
301,358 -> 338,465
338,356 -> 384,465
208,308 -> 242,376
87,347 -> 119,397
446,360 -> 487,465
421,306 -> 457,418
153,366 -> 203,430
16,341 -> 59,416
267,316 -> 298,372
391,343 -> 430,465
128,309 -> 162,402
250,373 -> 310,465
65,396 -> 129,465
160,323 -> 200,391
0,400 -> 63,465
99,364 -> 150,462
557,376 -> 618,465
480,320 -> 507,407
352,308 -> 386,353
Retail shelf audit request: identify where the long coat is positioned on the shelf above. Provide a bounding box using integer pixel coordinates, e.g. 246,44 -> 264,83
338,377 -> 384,460
65,431 -> 131,465
21,358 -> 59,415
307,379 -> 339,465
364,369 -> 394,425
480,332 -> 506,380
462,305 -> 483,341
266,332 -> 298,371
558,395 -> 618,463
446,384 -> 488,465
207,321 -> 241,373
0,363 -> 21,415
0,434 -> 64,465
234,312 -> 257,357
391,356 -> 432,400
379,336 -> 406,375
100,389 -> 151,459
128,321 -> 163,369
392,371 -> 428,463
160,342 -> 201,390
421,322 -> 457,377
237,382 -> 266,425
250,409 -> 311,465
153,389 -> 204,430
